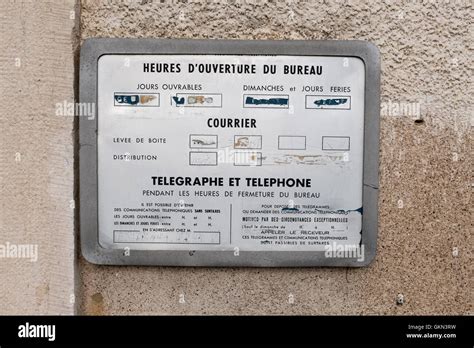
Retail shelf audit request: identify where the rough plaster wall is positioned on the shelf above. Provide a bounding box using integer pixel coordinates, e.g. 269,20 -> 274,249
0,0 -> 77,314
79,0 -> 473,315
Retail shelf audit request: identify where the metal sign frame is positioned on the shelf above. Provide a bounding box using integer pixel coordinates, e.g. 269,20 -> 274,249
80,39 -> 380,267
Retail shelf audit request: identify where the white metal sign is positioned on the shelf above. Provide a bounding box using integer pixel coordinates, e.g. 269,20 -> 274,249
80,39 -> 380,266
